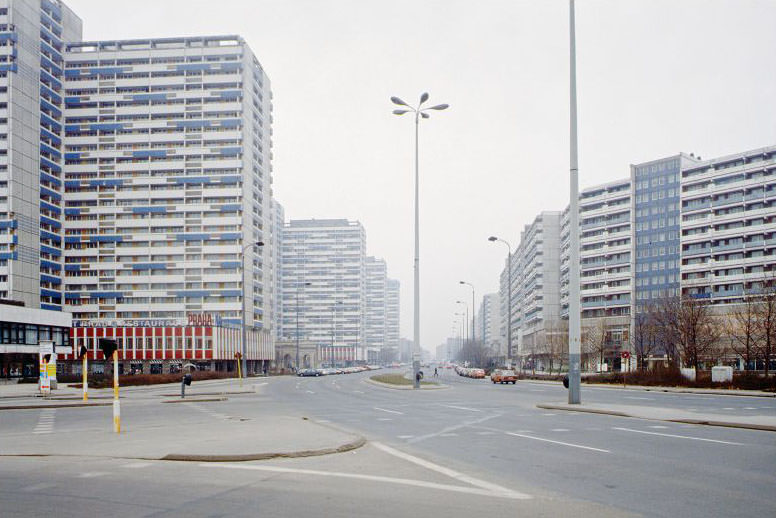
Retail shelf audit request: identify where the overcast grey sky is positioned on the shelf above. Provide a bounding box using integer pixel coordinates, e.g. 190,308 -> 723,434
68,0 -> 776,353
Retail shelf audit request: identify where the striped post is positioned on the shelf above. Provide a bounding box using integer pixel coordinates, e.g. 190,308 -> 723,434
113,350 -> 120,433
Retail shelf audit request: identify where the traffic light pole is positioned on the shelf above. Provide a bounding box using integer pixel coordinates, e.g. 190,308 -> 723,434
113,350 -> 120,433
82,355 -> 88,402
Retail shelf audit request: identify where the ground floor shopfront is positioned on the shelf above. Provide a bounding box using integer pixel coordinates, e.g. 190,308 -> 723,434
60,324 -> 273,375
0,306 -> 72,379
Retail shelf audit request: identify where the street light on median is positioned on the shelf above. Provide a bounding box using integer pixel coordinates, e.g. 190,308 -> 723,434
241,240 -> 264,381
295,281 -> 312,371
488,236 -> 513,368
459,281 -> 475,345
391,92 -> 449,389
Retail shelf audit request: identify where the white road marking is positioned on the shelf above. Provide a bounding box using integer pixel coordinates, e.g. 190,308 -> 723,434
378,418 -> 392,421
374,407 -> 404,415
613,427 -> 745,445
353,390 -> 364,394
78,472 -> 110,478
33,409 -> 56,435
722,408 -> 735,410
408,414 -> 501,444
439,433 -> 458,437
550,428 -> 570,432
529,389 -> 545,392
371,442 -> 531,499
743,407 -> 757,410
476,431 -> 495,435
200,460 -> 530,500
504,432 -> 610,453
316,419 -> 331,423
624,396 -> 653,400
541,413 -> 556,416
648,425 -> 669,429
23,483 -> 57,492
121,462 -> 152,469
443,404 -> 481,412
306,390 -> 315,394
397,435 -> 414,439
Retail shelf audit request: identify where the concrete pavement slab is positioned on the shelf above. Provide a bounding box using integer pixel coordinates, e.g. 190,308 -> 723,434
537,402 -> 776,432
0,411 -> 365,461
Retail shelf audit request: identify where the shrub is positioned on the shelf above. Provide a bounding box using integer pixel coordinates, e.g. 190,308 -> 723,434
67,370 -> 236,389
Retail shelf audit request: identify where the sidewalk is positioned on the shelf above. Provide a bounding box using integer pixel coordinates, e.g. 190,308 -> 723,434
537,402 -> 776,432
520,378 -> 776,397
0,412 -> 365,462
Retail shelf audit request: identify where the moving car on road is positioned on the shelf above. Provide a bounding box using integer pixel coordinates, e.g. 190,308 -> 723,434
491,369 -> 517,384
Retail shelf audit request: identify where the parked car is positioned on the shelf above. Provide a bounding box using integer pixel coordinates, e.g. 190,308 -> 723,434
491,369 -> 517,384
297,368 -> 320,377
469,368 -> 485,379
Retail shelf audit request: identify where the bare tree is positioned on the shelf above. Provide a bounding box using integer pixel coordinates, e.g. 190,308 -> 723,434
754,275 -> 776,376
633,309 -> 658,372
653,295 -> 721,369
730,291 -> 760,370
546,319 -> 569,375
582,318 -> 608,372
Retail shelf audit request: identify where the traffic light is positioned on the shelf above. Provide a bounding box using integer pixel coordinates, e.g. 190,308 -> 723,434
78,345 -> 88,359
98,338 -> 117,359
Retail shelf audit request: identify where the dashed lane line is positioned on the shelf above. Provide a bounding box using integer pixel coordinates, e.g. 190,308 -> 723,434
504,432 -> 610,453
613,427 -> 745,445
442,404 -> 481,412
374,407 -> 404,415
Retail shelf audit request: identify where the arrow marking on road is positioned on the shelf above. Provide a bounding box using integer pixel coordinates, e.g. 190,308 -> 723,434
613,427 -> 745,445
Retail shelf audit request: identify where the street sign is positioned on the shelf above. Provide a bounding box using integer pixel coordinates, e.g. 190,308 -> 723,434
39,340 -> 54,356
621,351 -> 631,359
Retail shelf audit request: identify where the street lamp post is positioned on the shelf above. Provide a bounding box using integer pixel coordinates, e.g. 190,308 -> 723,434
459,281 -> 475,345
391,92 -> 449,389
241,241 -> 264,380
330,300 -> 343,367
568,0 -> 582,404
488,236 -> 513,368
295,282 -> 311,371
455,301 -> 468,343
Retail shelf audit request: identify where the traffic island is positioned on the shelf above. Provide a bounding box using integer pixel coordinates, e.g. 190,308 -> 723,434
161,397 -> 228,403
0,414 -> 366,462
537,402 -> 776,432
366,374 -> 448,390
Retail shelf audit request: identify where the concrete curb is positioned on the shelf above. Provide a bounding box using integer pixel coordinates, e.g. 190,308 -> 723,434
161,397 -> 228,403
536,403 -> 776,433
158,391 -> 254,397
364,377 -> 448,390
520,379 -> 776,397
159,436 -> 367,462
0,402 -> 113,411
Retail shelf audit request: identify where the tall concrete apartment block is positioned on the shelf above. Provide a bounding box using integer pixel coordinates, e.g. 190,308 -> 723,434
0,0 -> 81,308
281,219 -> 367,364
679,146 -> 776,303
271,199 -> 284,341
560,179 -> 632,349
477,292 -> 501,352
364,256 -> 386,363
499,212 -> 561,358
60,35 -> 274,372
385,278 -> 400,361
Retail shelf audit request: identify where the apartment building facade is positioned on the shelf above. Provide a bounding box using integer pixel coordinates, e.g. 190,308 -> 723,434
60,35 -> 274,373
385,278 -> 400,362
280,219 -> 366,365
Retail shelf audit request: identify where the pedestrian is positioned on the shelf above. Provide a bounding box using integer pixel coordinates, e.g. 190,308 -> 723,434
434,367 -> 438,377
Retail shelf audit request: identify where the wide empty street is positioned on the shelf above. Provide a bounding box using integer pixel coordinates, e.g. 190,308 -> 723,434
1,369 -> 774,517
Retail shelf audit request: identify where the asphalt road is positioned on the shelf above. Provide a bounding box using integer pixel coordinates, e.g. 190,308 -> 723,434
0,369 -> 774,517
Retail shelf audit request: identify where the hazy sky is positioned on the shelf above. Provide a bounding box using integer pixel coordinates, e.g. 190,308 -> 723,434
67,0 -> 776,353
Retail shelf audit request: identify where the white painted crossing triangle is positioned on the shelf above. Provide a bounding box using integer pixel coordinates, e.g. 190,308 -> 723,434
504,432 -> 610,453
443,404 -> 481,412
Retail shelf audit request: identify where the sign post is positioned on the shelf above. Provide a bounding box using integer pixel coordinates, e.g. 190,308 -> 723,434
621,351 -> 631,387
39,341 -> 54,396
113,350 -> 120,433
235,352 -> 243,387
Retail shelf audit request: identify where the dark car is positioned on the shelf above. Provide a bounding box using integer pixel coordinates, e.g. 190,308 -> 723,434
297,368 -> 320,377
